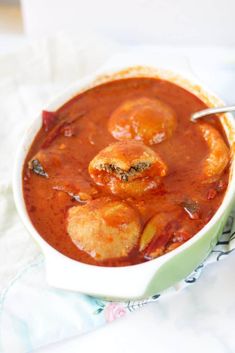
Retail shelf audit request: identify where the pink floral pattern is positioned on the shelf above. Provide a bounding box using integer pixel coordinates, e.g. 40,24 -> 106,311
104,303 -> 127,322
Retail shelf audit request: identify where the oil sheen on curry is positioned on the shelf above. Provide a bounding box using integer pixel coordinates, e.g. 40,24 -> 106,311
23,78 -> 230,267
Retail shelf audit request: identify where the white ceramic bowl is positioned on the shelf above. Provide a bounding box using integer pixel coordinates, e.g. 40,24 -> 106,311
13,61 -> 235,300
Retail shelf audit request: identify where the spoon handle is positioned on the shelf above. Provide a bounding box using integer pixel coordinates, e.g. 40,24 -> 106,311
191,105 -> 235,122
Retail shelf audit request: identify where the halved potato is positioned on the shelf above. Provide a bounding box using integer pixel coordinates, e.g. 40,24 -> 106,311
140,211 -> 179,252
140,210 -> 195,259
88,140 -> 167,196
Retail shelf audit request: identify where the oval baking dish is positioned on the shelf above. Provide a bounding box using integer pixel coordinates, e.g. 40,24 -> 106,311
13,64 -> 235,300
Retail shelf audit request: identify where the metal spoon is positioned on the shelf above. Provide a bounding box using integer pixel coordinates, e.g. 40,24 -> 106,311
191,105 -> 235,122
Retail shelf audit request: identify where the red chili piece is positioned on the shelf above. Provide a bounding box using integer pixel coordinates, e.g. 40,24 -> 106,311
42,110 -> 57,132
207,188 -> 217,200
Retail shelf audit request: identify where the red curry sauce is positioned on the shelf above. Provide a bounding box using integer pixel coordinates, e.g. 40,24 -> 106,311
23,78 -> 229,266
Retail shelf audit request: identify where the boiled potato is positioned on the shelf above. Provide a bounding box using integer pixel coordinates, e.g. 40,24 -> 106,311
108,97 -> 177,145
199,123 -> 229,183
67,197 -> 141,261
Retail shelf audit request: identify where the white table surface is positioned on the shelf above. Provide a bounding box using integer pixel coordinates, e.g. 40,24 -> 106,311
1,5 -> 235,353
